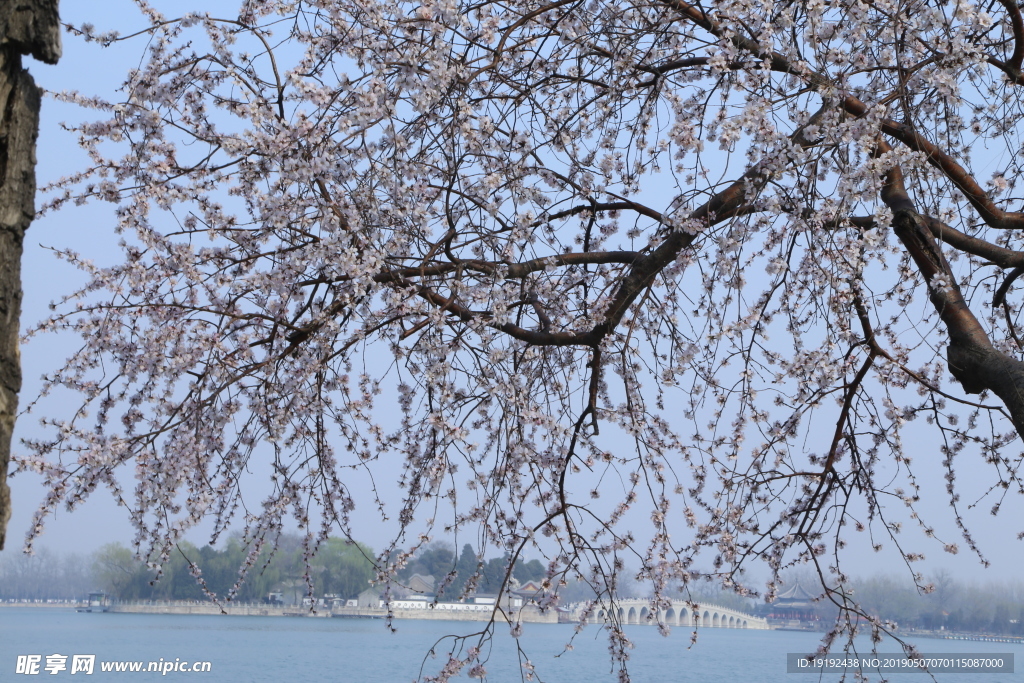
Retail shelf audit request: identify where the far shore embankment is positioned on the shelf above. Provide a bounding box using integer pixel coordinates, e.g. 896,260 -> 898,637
6,601 -> 1020,643
0,600 -> 561,623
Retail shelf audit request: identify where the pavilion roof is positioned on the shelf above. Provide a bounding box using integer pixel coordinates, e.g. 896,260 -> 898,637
776,583 -> 816,603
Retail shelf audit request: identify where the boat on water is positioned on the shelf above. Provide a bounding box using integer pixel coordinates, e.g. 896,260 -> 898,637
76,592 -> 110,613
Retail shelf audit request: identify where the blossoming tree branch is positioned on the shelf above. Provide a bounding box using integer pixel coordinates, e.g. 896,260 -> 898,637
15,0 -> 1024,673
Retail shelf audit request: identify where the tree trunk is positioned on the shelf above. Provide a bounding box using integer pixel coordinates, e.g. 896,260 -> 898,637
891,210 -> 1024,440
0,0 -> 60,551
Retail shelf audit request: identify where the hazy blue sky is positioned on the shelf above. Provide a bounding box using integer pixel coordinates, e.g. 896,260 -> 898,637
5,0 -> 1023,592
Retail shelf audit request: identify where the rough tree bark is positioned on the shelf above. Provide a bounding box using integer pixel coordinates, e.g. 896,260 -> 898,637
0,0 -> 60,551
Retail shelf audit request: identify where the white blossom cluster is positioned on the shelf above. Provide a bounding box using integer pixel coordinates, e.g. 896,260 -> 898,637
16,0 -> 1024,678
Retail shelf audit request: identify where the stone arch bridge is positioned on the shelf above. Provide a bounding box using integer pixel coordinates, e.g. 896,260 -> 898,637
573,600 -> 769,629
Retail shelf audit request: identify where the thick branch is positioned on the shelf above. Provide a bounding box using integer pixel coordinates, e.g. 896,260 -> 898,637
839,205 -> 1024,269
989,0 -> 1024,79
0,0 -> 62,550
890,210 -> 1024,435
665,0 -> 1024,231
874,118 -> 1024,230
594,103 -> 828,338
926,219 -> 1024,268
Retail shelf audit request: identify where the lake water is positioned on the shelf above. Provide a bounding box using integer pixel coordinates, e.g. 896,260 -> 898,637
1,608 -> 1018,682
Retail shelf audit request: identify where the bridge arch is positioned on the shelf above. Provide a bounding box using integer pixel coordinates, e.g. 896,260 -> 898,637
570,601 -> 765,631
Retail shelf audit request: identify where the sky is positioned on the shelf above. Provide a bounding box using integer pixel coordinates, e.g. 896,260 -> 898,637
3,0 -> 1023,592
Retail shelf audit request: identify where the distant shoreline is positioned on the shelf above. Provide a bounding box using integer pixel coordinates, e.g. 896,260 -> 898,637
4,602 -> 1021,644
1,601 -> 74,609
0,600 -> 560,623
902,630 -> 1023,645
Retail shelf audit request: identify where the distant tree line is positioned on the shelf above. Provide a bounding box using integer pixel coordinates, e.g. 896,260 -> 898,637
848,572 -> 1024,635
748,571 -> 1024,636
0,547 -> 93,600
0,534 -> 375,602
12,540 -> 1015,636
395,542 -> 546,597
0,537 -> 554,603
87,536 -> 378,603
